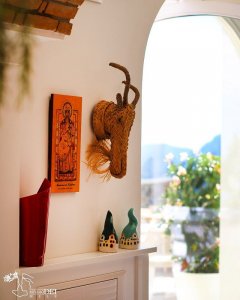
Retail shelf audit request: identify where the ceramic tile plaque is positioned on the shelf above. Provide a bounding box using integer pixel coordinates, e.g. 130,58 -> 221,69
48,94 -> 82,193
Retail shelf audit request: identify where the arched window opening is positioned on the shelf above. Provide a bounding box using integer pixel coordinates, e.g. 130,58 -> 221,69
141,15 -> 240,300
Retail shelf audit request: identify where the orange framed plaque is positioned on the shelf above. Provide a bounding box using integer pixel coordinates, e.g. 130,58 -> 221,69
48,94 -> 82,193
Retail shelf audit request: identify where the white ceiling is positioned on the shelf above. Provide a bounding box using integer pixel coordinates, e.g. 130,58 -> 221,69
155,0 -> 240,38
157,0 -> 240,20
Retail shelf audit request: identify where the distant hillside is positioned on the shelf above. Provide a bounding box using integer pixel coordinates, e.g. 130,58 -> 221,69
200,135 -> 221,156
141,135 -> 220,179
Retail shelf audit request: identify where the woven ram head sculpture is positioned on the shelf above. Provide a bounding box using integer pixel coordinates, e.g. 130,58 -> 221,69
86,62 -> 140,180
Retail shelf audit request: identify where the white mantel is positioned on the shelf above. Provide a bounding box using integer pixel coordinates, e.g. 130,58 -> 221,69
16,247 -> 156,300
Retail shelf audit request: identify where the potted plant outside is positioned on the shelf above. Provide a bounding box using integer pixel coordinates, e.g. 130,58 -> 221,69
163,152 -> 220,300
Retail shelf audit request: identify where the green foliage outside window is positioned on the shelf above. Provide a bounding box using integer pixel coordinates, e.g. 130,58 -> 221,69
164,152 -> 220,209
163,152 -> 220,273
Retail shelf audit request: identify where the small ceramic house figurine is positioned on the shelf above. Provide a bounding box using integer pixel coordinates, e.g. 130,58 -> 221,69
119,208 -> 140,250
99,210 -> 118,253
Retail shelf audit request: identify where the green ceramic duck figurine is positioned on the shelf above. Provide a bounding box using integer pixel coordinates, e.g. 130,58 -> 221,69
99,210 -> 118,253
119,208 -> 140,250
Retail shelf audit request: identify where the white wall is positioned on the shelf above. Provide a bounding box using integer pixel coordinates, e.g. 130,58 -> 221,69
0,0 -> 164,299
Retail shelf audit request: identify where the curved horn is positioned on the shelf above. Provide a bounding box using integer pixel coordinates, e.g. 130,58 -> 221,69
122,81 -> 140,109
109,62 -> 130,106
116,93 -> 122,107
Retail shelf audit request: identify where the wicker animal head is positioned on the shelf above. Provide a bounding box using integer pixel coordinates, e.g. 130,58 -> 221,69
86,62 -> 140,179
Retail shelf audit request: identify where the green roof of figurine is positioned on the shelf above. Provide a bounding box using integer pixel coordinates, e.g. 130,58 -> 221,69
122,208 -> 138,238
102,210 -> 118,242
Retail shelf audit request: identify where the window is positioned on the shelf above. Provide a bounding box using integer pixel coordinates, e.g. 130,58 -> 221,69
141,15 -> 240,300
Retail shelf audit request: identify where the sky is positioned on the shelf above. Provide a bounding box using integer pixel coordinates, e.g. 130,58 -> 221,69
142,16 -> 224,152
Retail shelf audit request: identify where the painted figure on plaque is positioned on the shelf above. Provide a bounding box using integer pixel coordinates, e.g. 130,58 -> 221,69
57,101 -> 76,180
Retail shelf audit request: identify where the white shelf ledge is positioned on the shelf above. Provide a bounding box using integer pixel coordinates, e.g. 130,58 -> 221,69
17,247 -> 157,275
